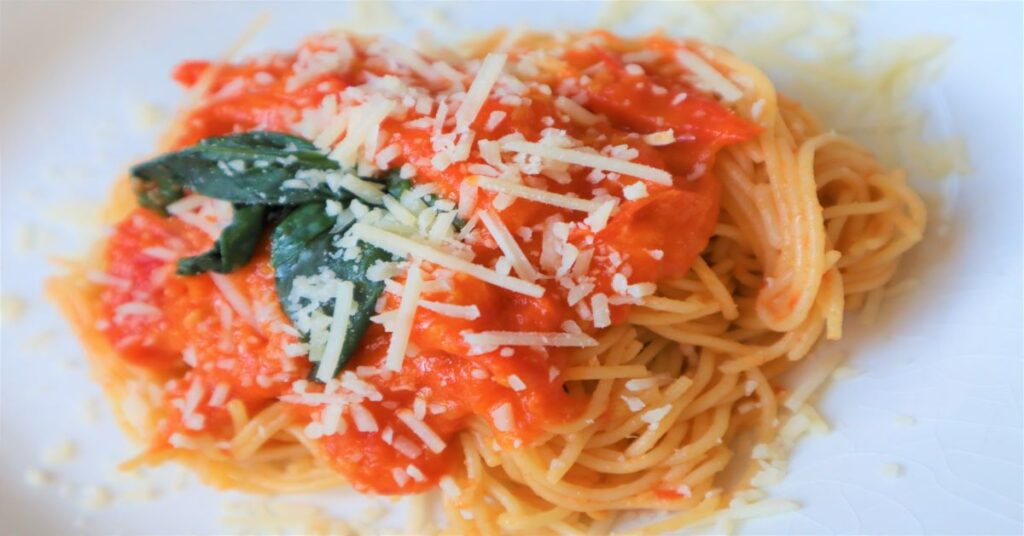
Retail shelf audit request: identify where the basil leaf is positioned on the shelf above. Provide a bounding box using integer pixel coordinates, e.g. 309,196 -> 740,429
176,204 -> 267,275
271,202 -> 393,380
130,132 -> 345,210
385,169 -> 415,200
131,162 -> 186,215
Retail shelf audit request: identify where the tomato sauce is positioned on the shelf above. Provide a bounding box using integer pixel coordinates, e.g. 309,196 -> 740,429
98,31 -> 758,494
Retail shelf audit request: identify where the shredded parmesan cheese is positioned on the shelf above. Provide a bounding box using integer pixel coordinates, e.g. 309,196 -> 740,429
352,223 -> 544,297
384,260 -> 424,371
397,409 -> 447,453
419,300 -> 481,319
490,402 -> 514,432
458,178 -> 479,219
476,176 -> 605,213
502,140 -> 672,185
554,96 -> 601,125
209,274 -> 258,329
642,129 -> 675,146
479,210 -> 541,282
350,403 -> 379,432
675,48 -> 744,102
455,52 -> 507,132
462,331 -> 598,347
507,374 -> 527,391
314,281 -> 355,382
591,293 -> 611,328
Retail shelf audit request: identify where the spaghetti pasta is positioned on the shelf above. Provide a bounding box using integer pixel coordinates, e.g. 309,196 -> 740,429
50,28 -> 925,533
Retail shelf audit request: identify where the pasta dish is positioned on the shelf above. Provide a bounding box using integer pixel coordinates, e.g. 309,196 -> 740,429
51,29 -> 926,533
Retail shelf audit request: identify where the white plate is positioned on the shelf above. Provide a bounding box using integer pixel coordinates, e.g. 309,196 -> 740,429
1,2 -> 1021,534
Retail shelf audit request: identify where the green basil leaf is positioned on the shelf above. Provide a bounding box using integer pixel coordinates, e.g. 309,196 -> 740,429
131,162 -> 186,215
271,202 -> 394,380
385,169 -> 415,200
130,132 -> 346,210
176,204 -> 267,275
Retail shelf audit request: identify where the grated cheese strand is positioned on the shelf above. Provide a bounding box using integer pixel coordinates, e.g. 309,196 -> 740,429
397,409 -> 447,453
419,300 -> 481,320
351,223 -> 545,297
554,96 -> 601,125
329,98 -> 396,166
476,176 -> 605,213
314,281 -> 355,383
479,210 -> 541,282
209,274 -> 258,330
455,53 -> 508,132
502,140 -> 672,185
384,259 -> 424,372
674,48 -> 744,102
462,330 -> 598,347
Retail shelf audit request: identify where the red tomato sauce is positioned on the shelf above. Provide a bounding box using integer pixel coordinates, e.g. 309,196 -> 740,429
98,31 -> 758,494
